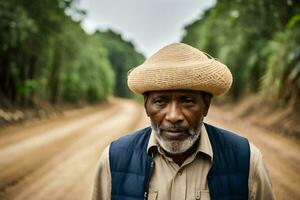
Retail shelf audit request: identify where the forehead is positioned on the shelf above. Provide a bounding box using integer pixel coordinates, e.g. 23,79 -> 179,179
147,90 -> 203,97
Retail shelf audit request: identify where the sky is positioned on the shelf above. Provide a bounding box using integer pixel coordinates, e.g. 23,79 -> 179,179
73,0 -> 216,57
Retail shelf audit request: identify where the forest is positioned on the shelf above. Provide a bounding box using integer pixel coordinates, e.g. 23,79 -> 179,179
0,0 -> 144,108
0,0 -> 299,127
182,0 -> 300,109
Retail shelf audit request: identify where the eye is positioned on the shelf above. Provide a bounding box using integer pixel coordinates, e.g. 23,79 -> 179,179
181,97 -> 195,105
154,99 -> 166,106
152,98 -> 167,107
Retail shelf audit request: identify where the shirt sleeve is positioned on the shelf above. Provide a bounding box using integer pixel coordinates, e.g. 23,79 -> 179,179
90,145 -> 111,200
249,143 -> 276,200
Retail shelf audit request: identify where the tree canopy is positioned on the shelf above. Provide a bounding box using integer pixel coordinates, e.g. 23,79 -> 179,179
96,30 -> 144,98
0,0 -> 143,107
182,0 -> 300,108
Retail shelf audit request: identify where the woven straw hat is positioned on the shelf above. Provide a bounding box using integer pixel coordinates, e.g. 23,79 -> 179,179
127,43 -> 232,96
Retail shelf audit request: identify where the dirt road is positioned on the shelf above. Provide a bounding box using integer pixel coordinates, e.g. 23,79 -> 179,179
0,99 -> 299,200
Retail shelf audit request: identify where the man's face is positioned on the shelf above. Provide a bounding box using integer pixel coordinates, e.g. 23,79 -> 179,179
145,90 -> 211,155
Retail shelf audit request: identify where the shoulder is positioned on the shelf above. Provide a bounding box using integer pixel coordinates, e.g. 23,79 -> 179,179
109,127 -> 152,165
95,145 -> 110,174
249,142 -> 262,162
109,127 -> 153,175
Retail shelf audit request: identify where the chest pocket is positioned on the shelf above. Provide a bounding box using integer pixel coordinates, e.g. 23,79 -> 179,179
147,191 -> 158,200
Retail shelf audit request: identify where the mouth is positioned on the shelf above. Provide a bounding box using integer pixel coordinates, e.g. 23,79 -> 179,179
160,129 -> 189,140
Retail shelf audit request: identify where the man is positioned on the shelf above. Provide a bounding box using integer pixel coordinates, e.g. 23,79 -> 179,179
91,43 -> 275,200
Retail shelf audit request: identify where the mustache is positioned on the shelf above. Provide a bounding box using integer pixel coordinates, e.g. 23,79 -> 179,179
159,124 -> 189,132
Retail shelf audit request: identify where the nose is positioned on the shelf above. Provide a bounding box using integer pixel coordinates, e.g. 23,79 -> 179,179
165,102 -> 184,124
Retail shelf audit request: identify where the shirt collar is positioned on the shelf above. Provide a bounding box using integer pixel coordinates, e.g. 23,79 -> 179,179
147,123 -> 213,160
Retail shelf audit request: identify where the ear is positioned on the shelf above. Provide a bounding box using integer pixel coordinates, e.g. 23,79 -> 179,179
202,93 -> 212,117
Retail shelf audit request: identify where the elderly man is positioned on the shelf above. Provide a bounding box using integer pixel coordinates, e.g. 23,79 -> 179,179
91,43 -> 275,200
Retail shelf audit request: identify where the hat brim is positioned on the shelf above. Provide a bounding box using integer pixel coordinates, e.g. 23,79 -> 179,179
128,59 -> 232,96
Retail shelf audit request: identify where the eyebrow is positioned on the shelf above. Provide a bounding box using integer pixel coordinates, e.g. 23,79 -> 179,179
150,94 -> 170,99
179,92 -> 201,98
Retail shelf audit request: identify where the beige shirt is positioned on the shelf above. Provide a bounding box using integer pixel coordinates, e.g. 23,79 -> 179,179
91,125 -> 275,200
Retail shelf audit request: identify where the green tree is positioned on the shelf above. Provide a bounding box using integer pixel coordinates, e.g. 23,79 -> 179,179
96,30 -> 145,98
182,0 -> 300,107
0,0 -> 116,106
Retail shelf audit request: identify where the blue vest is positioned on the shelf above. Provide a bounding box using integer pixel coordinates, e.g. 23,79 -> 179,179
109,123 -> 250,200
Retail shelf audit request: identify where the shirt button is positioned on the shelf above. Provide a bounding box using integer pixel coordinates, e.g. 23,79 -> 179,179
178,171 -> 182,176
196,191 -> 201,199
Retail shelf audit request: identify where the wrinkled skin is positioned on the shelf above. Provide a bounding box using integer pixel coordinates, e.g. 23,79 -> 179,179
144,90 -> 211,166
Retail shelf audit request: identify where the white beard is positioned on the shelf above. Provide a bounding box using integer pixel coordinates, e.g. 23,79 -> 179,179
151,122 -> 201,154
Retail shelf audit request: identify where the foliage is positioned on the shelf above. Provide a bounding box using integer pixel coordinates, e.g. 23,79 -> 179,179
57,21 -> 115,103
0,0 -> 118,106
96,30 -> 144,98
261,16 -> 300,107
182,0 -> 300,107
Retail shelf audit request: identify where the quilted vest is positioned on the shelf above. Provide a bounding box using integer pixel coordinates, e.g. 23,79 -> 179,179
109,123 -> 250,200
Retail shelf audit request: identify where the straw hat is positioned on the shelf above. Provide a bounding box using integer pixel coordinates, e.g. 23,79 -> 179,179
127,43 -> 232,96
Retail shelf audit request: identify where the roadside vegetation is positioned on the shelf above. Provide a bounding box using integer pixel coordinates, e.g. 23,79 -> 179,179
96,30 -> 144,98
182,0 -> 300,137
182,0 -> 300,107
0,0 -> 299,136
0,0 -> 143,108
